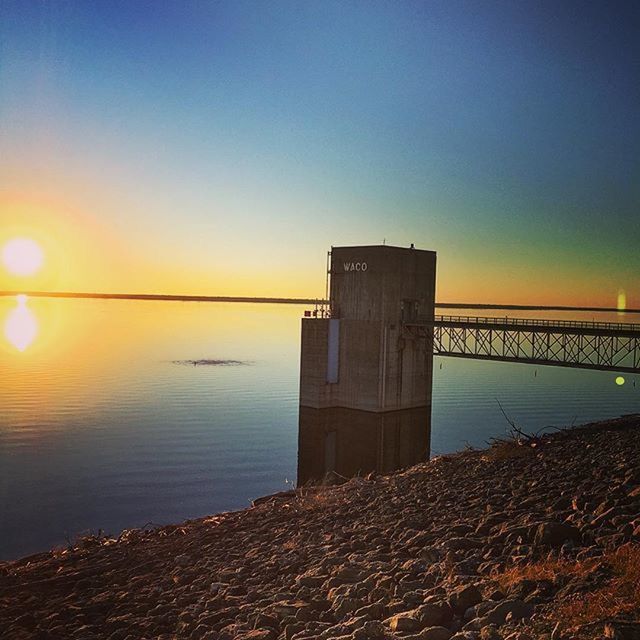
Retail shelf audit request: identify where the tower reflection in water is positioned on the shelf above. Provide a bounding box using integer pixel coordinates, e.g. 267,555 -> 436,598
297,406 -> 430,485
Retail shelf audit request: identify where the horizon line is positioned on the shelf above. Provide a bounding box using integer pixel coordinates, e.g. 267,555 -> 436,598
0,290 -> 637,314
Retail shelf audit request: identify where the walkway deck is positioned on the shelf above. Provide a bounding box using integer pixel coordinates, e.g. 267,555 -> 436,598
404,315 -> 640,373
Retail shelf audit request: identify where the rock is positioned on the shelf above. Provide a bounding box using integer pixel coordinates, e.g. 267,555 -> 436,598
485,600 -> 533,625
272,601 -> 311,619
295,606 -> 316,623
404,590 -> 425,606
334,566 -> 363,583
506,578 -> 537,600
253,613 -> 279,629
416,602 -> 454,627
175,553 -> 190,567
450,524 -> 475,536
503,634 -> 533,640
354,602 -> 385,620
464,601 -> 496,622
450,585 -> 483,613
480,625 -> 502,640
385,613 -> 423,633
285,624 -> 305,640
332,596 -> 364,620
420,627 -> 453,640
360,620 -> 386,639
534,523 -> 581,548
443,538 -> 483,551
450,633 -> 480,640
237,631 -> 277,640
296,574 -> 327,588
604,621 -> 640,640
463,619 -> 482,632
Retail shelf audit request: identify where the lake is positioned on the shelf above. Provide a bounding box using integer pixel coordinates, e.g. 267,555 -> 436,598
1,297 -> 638,560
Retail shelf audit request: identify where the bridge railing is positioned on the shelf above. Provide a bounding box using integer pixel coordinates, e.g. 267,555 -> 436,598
427,315 -> 640,333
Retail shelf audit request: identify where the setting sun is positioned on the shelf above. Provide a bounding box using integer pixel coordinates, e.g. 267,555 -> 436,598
1,237 -> 44,276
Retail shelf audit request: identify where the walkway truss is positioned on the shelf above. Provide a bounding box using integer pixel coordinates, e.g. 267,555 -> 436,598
404,316 -> 640,374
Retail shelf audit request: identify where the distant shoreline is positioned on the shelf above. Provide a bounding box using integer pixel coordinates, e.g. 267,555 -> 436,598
0,290 -> 637,314
436,302 -> 640,314
0,291 -> 323,305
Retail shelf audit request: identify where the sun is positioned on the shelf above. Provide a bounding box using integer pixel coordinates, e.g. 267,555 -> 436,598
1,237 -> 44,276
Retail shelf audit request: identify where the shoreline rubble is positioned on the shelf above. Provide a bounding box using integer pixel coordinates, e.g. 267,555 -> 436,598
1,415 -> 640,640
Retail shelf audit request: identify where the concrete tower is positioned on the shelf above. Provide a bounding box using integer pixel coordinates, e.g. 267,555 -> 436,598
297,245 -> 436,484
300,245 -> 436,412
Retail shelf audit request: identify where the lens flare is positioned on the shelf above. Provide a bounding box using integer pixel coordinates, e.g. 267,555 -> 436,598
2,237 -> 44,276
4,296 -> 38,351
617,290 -> 626,311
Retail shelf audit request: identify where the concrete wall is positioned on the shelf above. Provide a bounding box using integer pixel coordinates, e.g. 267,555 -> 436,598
299,318 -> 330,408
299,244 -> 436,412
299,318 -> 433,411
381,325 -> 434,410
330,245 -> 436,324
299,318 -> 384,410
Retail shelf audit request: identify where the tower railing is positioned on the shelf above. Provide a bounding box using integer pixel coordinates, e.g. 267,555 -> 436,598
410,314 -> 640,334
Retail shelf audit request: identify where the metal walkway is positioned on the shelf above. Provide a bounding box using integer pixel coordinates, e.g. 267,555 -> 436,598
404,315 -> 640,374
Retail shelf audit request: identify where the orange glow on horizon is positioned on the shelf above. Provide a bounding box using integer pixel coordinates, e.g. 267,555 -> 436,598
0,193 -> 634,309
0,192 -> 138,295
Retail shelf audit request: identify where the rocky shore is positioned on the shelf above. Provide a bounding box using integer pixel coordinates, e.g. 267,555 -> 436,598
2,415 -> 640,640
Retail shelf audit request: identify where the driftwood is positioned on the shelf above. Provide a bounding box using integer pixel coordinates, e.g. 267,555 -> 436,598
489,398 -> 568,449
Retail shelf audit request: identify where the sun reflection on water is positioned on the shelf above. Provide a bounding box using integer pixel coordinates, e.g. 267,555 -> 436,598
4,295 -> 38,352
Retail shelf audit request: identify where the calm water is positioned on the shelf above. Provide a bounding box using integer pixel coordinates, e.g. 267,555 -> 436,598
1,297 -> 638,560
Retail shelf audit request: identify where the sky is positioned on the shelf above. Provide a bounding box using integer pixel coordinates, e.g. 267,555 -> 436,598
0,0 -> 638,305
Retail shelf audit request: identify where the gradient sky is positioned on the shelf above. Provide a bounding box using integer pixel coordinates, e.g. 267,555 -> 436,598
1,0 -> 638,305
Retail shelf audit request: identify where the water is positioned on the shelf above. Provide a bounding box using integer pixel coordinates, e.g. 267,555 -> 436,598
1,297 -> 638,560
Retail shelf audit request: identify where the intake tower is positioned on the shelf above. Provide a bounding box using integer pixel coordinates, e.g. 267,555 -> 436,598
297,245 -> 436,483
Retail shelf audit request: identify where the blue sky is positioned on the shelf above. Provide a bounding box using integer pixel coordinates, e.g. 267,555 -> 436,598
1,0 -> 638,303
